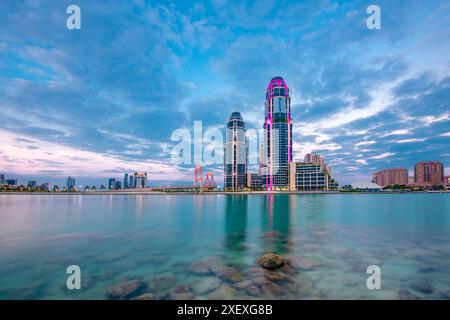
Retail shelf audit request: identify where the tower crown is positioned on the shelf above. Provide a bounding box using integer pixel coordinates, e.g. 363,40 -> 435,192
266,76 -> 289,99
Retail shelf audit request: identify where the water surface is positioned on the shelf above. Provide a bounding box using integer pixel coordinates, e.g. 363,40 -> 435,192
0,194 -> 449,299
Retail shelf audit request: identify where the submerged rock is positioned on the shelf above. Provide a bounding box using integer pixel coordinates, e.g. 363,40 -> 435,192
263,270 -> 293,283
191,277 -> 221,295
287,257 -> 320,271
409,280 -> 434,294
257,253 -> 285,269
399,289 -> 421,300
147,275 -> 177,293
209,284 -> 237,299
439,291 -> 450,300
212,265 -> 242,283
187,257 -> 222,276
170,285 -> 195,300
131,293 -> 156,300
246,285 -> 262,297
105,279 -> 146,300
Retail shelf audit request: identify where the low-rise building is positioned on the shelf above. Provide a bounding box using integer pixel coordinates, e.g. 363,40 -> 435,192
247,173 -> 262,190
289,162 -> 330,191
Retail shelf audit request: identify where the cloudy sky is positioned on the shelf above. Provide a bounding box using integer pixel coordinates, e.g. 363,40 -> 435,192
1,0 -> 449,186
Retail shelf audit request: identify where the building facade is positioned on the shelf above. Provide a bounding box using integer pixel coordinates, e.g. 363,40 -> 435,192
133,172 -> 148,189
108,178 -> 116,190
129,175 -> 134,189
304,152 -> 325,169
0,174 -> 5,185
247,173 -> 263,190
260,77 -> 292,190
123,173 -> 129,189
414,161 -> 444,186
66,176 -> 76,190
289,162 -> 330,191
372,168 -> 408,187
224,112 -> 247,190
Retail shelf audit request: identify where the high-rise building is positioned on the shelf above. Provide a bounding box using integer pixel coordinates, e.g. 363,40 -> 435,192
372,168 -> 408,187
0,174 -> 5,185
261,77 -> 292,190
133,172 -> 147,189
129,175 -> 134,189
224,112 -> 247,190
108,178 -> 116,190
414,161 -> 444,186
66,176 -> 76,190
123,173 -> 129,189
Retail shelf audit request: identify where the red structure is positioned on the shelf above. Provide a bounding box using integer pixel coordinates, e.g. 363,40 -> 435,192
205,172 -> 215,187
194,165 -> 203,187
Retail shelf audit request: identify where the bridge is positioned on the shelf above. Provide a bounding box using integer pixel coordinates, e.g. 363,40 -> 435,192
149,165 -> 217,192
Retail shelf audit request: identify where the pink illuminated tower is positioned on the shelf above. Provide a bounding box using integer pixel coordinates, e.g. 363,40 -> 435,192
260,77 -> 292,191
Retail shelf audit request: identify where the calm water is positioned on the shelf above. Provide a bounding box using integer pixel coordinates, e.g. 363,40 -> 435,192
0,193 -> 449,300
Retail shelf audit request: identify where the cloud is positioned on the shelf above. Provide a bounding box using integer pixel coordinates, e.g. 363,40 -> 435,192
370,152 -> 395,160
0,0 -> 449,186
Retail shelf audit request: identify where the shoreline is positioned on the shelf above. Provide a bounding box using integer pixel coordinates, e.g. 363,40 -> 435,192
1,190 -> 449,196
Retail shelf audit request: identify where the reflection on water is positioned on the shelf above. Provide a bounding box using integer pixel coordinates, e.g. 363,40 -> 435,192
0,193 -> 449,300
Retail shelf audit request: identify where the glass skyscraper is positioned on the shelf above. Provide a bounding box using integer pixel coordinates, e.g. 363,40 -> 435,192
66,176 -> 76,190
224,112 -> 247,190
260,77 -> 292,190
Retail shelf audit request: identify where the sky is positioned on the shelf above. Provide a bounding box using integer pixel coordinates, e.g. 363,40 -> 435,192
0,0 -> 449,187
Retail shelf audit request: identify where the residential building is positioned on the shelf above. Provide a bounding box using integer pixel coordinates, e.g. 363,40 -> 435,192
414,161 -> 444,186
260,77 -> 293,190
133,172 -> 147,189
372,168 -> 408,187
224,112 -> 247,190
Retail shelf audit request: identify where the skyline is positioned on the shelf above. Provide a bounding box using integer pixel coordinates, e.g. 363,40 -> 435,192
1,0 -> 450,186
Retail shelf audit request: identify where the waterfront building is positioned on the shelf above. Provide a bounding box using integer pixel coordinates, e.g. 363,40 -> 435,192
414,161 -> 444,186
114,180 -> 122,190
372,168 -> 408,187
133,172 -> 148,189
224,112 -> 247,190
326,165 -> 332,178
260,77 -> 292,190
108,178 -> 116,190
304,152 -> 325,169
289,162 -> 330,191
129,175 -> 134,189
27,180 -> 37,188
0,174 -> 5,185
247,173 -> 263,190
123,173 -> 129,189
66,176 -> 76,191
6,179 -> 17,186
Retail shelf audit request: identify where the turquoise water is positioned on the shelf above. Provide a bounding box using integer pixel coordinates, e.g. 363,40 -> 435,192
0,193 -> 449,300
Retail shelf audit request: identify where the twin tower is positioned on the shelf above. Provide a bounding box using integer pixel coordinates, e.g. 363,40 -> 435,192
224,77 -> 293,191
